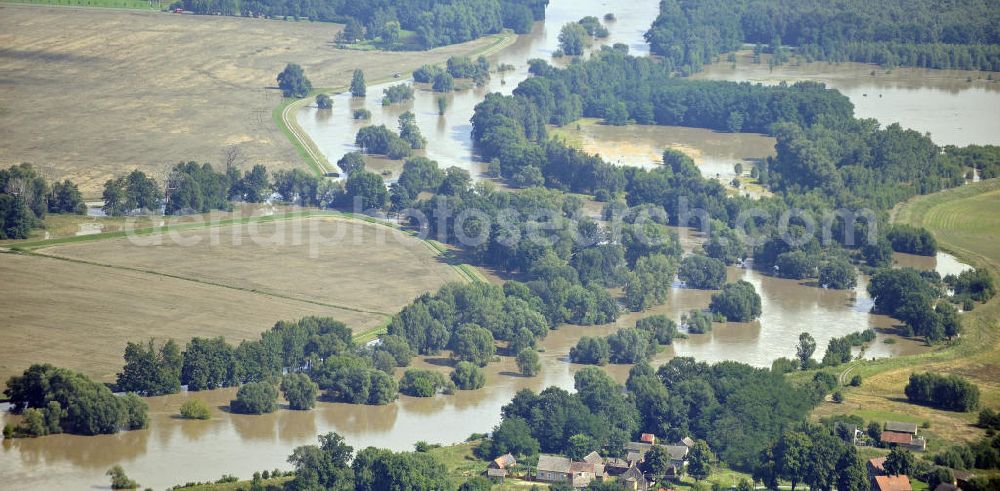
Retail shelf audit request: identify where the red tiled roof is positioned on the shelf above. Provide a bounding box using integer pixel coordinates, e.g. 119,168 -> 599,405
640,433 -> 656,444
881,431 -> 913,445
875,475 -> 912,491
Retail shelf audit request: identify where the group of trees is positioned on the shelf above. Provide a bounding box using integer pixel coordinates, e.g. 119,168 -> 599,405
355,124 -> 412,160
475,357 -> 833,477
4,364 -> 148,437
102,161 -> 274,217
178,0 -> 548,50
905,372 -> 980,412
570,317 -> 677,366
415,57 -> 494,93
381,84 -> 414,106
868,268 -> 962,342
709,280 -> 763,322
0,163 -> 85,239
285,432 -> 450,491
387,282 -> 549,360
755,422 -> 872,491
934,433 -> 1000,472
644,0 -> 1000,73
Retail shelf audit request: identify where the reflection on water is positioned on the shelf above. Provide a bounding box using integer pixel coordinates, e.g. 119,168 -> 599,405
894,251 -> 974,278
694,52 -> 1000,146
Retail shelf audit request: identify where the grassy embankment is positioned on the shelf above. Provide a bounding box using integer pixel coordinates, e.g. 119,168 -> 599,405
810,179 -> 1000,451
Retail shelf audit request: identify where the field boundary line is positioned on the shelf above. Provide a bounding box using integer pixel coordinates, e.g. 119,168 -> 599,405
13,247 -> 394,316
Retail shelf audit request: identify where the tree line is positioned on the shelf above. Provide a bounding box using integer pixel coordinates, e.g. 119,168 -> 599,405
644,0 -> 1000,73
175,0 -> 548,50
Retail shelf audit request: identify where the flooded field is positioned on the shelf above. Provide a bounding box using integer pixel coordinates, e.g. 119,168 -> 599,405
695,51 -> 1000,147
297,0 -> 661,180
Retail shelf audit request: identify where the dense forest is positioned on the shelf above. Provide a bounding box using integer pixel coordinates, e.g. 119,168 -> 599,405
645,0 -> 1000,72
173,0 -> 548,50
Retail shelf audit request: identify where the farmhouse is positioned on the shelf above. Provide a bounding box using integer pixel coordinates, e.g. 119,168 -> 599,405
536,454 -> 572,483
880,431 -> 927,451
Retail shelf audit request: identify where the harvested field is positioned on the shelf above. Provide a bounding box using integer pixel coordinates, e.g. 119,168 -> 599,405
0,253 -> 384,382
1,215 -> 463,382
0,5 -> 499,196
38,216 -> 463,314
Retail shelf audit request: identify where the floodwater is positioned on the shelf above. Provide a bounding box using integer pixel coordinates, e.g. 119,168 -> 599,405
550,118 -> 776,196
694,51 -> 1000,147
297,0 -> 660,180
2,0 -> 982,488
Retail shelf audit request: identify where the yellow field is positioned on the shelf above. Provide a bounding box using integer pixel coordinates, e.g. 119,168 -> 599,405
0,213 -> 463,382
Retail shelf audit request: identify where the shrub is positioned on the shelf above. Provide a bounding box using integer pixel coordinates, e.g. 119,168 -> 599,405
400,369 -> 453,397
179,399 -> 211,420
108,465 -> 138,489
516,349 -> 541,376
451,361 -> 486,390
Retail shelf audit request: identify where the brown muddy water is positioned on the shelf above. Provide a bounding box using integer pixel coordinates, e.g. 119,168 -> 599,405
694,51 -> 1000,147
3,0 -> 986,487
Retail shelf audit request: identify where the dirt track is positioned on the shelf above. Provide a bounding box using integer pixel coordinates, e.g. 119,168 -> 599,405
0,5 -> 496,196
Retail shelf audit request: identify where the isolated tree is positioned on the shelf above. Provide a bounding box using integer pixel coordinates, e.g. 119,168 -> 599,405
516,349 -> 541,376
315,93 -> 332,109
679,254 -> 727,289
432,72 -> 454,92
450,361 -> 486,390
643,445 -> 676,478
437,96 -> 448,115
820,258 -> 857,289
277,63 -> 312,98
796,332 -> 817,369
350,69 -> 366,97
